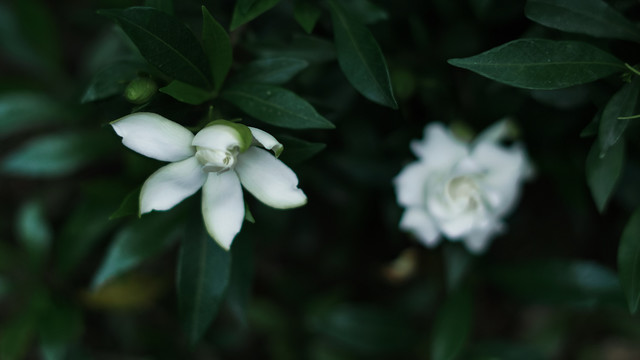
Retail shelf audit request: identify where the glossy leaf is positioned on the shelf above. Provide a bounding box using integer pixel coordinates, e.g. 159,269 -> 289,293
277,135 -> 326,165
586,139 -> 625,213
431,287 -> 473,360
1,131 -> 114,177
294,0 -> 321,34
328,0 -> 398,108
98,7 -> 212,88
16,199 -> 52,268
525,0 -> 640,43
448,39 -> 625,90
159,80 -> 214,105
598,79 -> 640,156
221,83 -> 334,129
81,61 -> 142,103
177,216 -> 231,345
92,211 -> 182,289
0,93 -> 64,139
618,208 -> 640,314
232,57 -> 309,85
202,6 -> 232,91
250,34 -> 336,64
230,0 -> 282,30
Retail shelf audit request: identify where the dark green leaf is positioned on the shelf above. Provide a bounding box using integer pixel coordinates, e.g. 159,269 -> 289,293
221,83 -> 334,129
468,341 -> 547,360
618,208 -> 640,314
278,135 -> 326,165
12,0 -> 62,69
230,0 -> 282,30
145,0 -> 174,14
202,6 -> 232,91
487,259 -> 624,307
0,93 -> 65,139
16,199 -> 52,269
448,39 -> 625,90
39,302 -> 83,360
159,80 -> 214,105
81,61 -> 142,103
98,7 -> 212,88
232,58 -> 309,85
328,0 -> 397,108
598,79 -> 640,156
251,35 -> 336,64
226,231 -> 254,326
343,0 -> 389,25
0,311 -> 36,360
525,0 -> 640,43
586,138 -> 625,213
431,287 -> 473,360
177,216 -> 231,345
294,0 -> 322,34
92,211 -> 182,289
1,130 -> 115,177
109,187 -> 141,220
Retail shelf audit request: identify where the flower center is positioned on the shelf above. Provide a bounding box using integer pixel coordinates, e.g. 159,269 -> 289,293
195,147 -> 238,173
446,176 -> 479,209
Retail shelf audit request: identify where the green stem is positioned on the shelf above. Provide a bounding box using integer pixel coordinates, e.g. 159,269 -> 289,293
625,63 -> 640,77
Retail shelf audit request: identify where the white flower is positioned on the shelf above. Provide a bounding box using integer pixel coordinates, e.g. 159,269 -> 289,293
393,120 -> 531,253
111,112 -> 307,250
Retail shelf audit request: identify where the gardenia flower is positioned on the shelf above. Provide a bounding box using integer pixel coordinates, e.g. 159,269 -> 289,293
111,112 -> 307,250
393,120 -> 531,253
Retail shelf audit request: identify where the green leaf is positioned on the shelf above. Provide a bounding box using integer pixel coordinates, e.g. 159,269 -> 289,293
39,302 -> 83,360
221,83 -> 334,129
277,135 -> 326,165
1,131 -> 115,177
177,216 -> 231,345
487,259 -> 624,307
598,79 -> 640,156
92,211 -> 182,289
226,231 -> 254,326
294,0 -> 322,34
618,208 -> 640,314
16,199 -> 52,269
98,7 -> 212,88
251,34 -> 337,64
343,0 -> 389,25
159,80 -> 214,105
586,139 -> 625,213
202,6 -> 232,91
0,311 -> 37,360
328,0 -> 397,108
448,39 -> 625,90
81,61 -> 142,103
145,0 -> 174,14
0,93 -> 65,139
230,0 -> 282,30
525,0 -> 640,43
109,187 -> 141,220
431,287 -> 473,360
12,0 -> 62,69
232,58 -> 309,85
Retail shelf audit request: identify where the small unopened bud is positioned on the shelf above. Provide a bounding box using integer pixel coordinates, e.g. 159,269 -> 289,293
124,77 -> 157,104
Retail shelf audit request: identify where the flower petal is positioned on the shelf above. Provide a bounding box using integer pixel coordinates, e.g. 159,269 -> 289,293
140,156 -> 206,214
201,171 -> 244,250
249,127 -> 283,157
399,208 -> 440,247
193,124 -> 243,151
111,112 -> 196,162
235,147 -> 307,209
410,123 -> 468,169
463,222 -> 502,254
393,161 -> 429,207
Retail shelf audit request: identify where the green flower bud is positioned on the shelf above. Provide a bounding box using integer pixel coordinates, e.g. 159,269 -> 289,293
124,77 -> 157,104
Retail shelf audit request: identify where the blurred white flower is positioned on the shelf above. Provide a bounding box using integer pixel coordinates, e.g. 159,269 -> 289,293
393,120 -> 531,253
111,112 -> 307,250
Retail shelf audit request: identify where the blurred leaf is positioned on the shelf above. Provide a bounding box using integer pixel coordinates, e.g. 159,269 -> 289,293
586,138 -> 625,213
618,208 -> 640,314
109,187 -> 141,220
16,199 -> 52,269
487,259 -> 625,307
294,0 -> 322,34
467,341 -> 547,360
525,0 -> 640,43
252,35 -> 337,64
0,310 -> 37,360
308,303 -> 415,355
448,39 -> 625,89
145,0 -> 174,14
328,0 -> 398,109
431,287 -> 473,360
92,211 -> 182,289
278,135 -> 326,165
230,0 -> 282,30
443,243 -> 474,292
177,216 -> 231,345
12,0 -> 62,69
1,130 -> 115,177
0,92 -> 65,139
343,0 -> 389,24
39,302 -> 83,360
598,79 -> 640,156
83,273 -> 167,310
202,6 -> 232,91
81,61 -> 142,103
221,83 -> 335,129
0,2 -> 42,69
159,80 -> 214,105
232,58 -> 309,85
98,7 -> 212,88
226,232 -> 254,326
